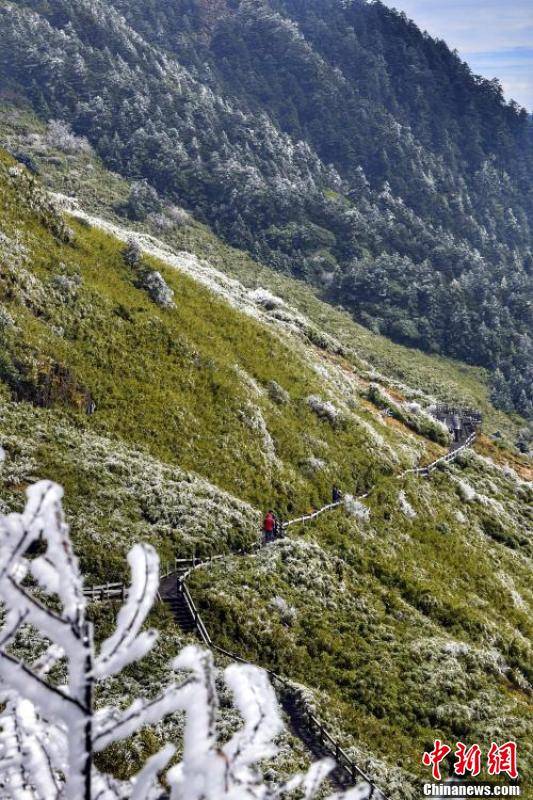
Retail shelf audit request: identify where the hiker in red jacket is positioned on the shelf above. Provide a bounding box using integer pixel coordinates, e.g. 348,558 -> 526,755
263,510 -> 276,544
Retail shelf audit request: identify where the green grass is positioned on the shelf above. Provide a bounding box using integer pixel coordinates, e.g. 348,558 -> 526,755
190,461 -> 532,792
0,100 -> 526,446
1,106 -> 531,798
0,150 -> 391,517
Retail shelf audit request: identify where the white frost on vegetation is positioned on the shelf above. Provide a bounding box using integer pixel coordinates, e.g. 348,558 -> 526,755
233,365 -> 264,398
307,395 -> 341,425
301,456 -> 327,475
0,481 -> 358,800
46,120 -> 92,155
353,416 -> 399,464
248,287 -> 285,310
240,402 -> 279,468
48,193 -> 443,479
140,269 -> 175,308
456,479 -> 477,503
453,476 -> 510,518
471,451 -> 530,487
51,195 -> 314,338
496,572 -> 528,611
270,595 -> 298,626
344,495 -> 370,522
0,403 -> 259,553
398,491 -> 416,519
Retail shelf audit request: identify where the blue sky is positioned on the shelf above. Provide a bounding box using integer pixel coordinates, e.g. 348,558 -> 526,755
382,0 -> 533,110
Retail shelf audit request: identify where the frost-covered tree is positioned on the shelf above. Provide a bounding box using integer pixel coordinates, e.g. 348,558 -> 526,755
0,481 -> 365,800
46,120 -> 92,155
124,181 -> 163,221
3,0 -> 533,416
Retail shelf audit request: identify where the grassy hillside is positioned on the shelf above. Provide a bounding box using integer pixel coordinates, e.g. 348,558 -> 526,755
1,142 -> 440,573
191,457 -> 532,792
2,0 -> 532,418
0,124 -> 531,797
1,101 -> 529,446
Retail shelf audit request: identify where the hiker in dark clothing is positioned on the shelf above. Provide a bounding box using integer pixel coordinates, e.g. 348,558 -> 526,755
452,414 -> 462,443
263,510 -> 276,544
332,485 -> 342,503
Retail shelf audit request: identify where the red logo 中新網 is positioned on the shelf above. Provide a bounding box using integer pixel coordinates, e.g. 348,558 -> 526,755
422,741 -> 518,781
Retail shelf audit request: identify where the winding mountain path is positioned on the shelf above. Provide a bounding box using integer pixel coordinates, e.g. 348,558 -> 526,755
158,427 -> 479,797
86,422 -> 480,797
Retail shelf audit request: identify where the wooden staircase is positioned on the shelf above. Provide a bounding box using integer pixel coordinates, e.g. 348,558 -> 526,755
159,571 -> 197,634
279,687 -> 373,793
160,557 -> 386,798
84,414 -> 482,799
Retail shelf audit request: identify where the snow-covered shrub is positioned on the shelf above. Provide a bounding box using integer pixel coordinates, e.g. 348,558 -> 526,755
46,120 -> 92,155
249,288 -> 285,311
270,595 -> 297,626
147,212 -> 175,231
239,403 -> 278,466
122,237 -> 142,267
367,385 -> 449,445
139,270 -> 175,308
344,494 -> 370,522
0,230 -> 28,269
166,205 -> 191,227
233,365 -> 264,398
0,481 -> 354,799
307,395 -> 342,427
267,380 -> 290,405
52,273 -> 82,298
124,180 -> 163,221
0,305 -> 14,329
3,164 -> 73,244
301,456 -> 326,476
398,491 -> 416,519
457,479 -> 477,503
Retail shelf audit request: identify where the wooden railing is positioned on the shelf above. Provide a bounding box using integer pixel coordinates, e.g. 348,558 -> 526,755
83,582 -> 126,601
169,427 -> 480,796
176,557 -> 387,798
399,432 -> 477,479
303,708 -> 381,791
284,500 -> 343,529
160,556 -> 206,578
85,429 -> 478,602
179,576 -> 214,647
84,421 -> 479,795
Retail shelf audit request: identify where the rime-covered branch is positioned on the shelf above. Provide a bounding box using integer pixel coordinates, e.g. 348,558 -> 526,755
0,481 -> 365,799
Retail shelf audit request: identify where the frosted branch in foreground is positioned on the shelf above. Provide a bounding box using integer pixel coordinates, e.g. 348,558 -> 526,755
0,481 -> 367,799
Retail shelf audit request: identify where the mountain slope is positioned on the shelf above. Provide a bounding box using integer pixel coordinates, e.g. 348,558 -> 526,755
0,101 -> 529,448
1,0 -> 532,416
0,147 -> 531,796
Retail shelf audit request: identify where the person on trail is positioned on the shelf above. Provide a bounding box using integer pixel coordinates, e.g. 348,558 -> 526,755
263,510 -> 276,544
452,413 -> 462,443
332,485 -> 342,504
